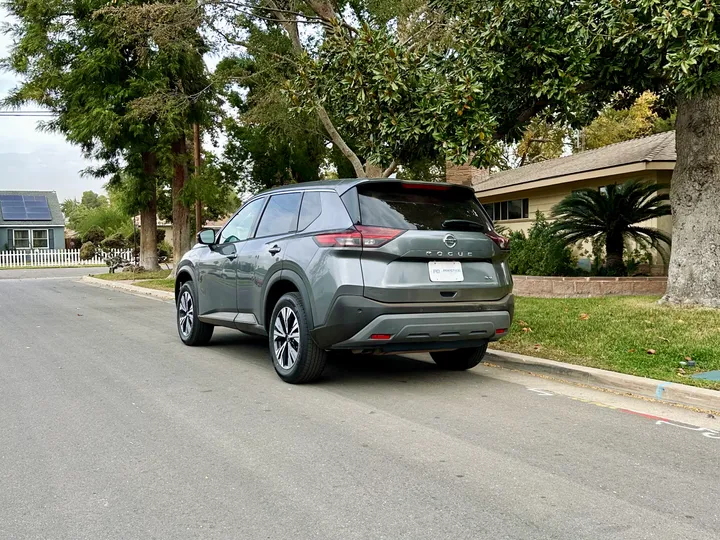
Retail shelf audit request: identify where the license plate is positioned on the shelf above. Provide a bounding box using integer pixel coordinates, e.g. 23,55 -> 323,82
428,261 -> 464,282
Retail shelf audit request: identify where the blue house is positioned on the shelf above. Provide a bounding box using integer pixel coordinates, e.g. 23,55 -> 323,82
0,191 -> 65,251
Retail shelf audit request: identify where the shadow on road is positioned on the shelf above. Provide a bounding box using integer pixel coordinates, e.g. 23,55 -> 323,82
203,328 -> 480,387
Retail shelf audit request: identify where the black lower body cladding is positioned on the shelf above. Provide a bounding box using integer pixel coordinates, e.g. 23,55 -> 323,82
312,294 -> 514,349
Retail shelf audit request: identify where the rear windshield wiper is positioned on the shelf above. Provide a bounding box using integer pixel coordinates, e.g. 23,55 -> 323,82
441,219 -> 488,233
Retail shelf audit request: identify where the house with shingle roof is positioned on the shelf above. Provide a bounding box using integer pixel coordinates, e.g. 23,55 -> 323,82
446,131 -> 676,274
0,190 -> 65,251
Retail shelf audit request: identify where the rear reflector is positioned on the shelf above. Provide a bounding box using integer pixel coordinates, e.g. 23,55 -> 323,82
495,328 -> 507,335
370,334 -> 393,340
314,226 -> 403,248
486,231 -> 510,250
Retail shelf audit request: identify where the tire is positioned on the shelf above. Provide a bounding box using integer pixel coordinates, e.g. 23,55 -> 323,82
269,292 -> 327,384
177,282 -> 214,346
430,341 -> 488,371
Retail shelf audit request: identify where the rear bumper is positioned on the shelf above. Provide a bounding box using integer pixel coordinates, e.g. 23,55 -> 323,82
312,294 -> 514,350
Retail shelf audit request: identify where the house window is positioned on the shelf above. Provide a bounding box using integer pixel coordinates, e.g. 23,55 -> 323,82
482,199 -> 529,221
32,230 -> 49,249
13,229 -> 30,249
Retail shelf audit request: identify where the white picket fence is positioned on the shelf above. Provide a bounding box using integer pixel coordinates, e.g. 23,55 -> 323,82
0,248 -> 133,268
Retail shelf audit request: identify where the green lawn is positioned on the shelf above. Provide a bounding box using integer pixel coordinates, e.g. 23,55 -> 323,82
94,270 -> 171,281
491,296 -> 720,390
133,278 -> 175,293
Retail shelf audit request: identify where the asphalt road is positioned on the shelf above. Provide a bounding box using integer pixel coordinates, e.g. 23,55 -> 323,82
0,267 -> 105,280
1,277 -> 719,540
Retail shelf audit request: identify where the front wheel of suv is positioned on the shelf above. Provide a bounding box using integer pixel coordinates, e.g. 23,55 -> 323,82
177,282 -> 214,346
269,292 -> 327,384
430,342 -> 488,371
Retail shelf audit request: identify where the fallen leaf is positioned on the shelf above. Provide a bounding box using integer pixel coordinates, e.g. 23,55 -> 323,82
533,344 -> 542,350
77,313 -> 83,317
518,320 -> 529,327
685,356 -> 692,361
659,337 -> 669,342
522,327 -> 533,333
628,348 -> 636,353
579,313 -> 590,320
677,319 -> 685,324
646,349 -> 656,355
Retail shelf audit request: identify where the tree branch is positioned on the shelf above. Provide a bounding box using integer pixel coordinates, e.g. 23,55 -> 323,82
316,102 -> 365,178
382,159 -> 398,178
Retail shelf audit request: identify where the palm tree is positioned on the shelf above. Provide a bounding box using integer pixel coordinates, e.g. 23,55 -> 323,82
550,180 -> 671,275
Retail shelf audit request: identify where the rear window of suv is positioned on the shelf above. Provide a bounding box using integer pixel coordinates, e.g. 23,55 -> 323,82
356,182 -> 493,233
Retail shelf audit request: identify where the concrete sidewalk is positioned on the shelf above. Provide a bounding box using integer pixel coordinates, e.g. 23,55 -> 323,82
485,349 -> 720,413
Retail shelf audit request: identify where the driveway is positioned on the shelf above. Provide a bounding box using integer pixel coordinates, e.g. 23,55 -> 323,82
1,277 -> 718,539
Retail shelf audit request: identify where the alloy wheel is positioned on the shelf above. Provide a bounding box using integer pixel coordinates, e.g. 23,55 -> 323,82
178,290 -> 194,338
273,307 -> 300,370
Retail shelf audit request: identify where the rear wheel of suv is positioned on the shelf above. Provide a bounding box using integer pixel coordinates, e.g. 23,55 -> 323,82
269,292 -> 327,384
177,282 -> 214,346
430,342 -> 488,371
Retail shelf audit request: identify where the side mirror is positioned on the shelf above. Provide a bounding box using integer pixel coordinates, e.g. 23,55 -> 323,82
197,229 -> 216,245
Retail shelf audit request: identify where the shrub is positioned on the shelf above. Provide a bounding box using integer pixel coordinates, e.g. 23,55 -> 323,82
508,212 -> 576,276
101,232 -> 127,250
82,225 -> 105,245
79,241 -> 96,260
67,235 -> 84,250
158,240 -> 173,260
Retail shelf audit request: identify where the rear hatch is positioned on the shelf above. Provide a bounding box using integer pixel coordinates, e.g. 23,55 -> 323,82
349,181 -> 512,303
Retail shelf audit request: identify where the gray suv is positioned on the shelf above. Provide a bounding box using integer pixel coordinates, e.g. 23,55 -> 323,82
175,179 -> 513,383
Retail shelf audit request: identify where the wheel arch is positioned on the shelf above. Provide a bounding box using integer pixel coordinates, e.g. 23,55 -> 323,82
263,270 -> 314,332
175,266 -> 195,302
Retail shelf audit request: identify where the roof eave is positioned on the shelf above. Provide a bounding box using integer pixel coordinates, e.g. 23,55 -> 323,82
475,160 -> 675,198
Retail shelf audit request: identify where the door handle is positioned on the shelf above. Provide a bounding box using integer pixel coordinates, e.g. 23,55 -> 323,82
268,245 -> 281,256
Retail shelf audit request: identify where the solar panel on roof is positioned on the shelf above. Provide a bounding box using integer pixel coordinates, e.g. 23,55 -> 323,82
0,195 -> 53,221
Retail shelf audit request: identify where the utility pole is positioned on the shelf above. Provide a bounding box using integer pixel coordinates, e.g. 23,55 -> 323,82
193,122 -> 203,233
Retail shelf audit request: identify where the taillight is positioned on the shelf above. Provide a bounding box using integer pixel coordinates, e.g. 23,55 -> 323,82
486,230 -> 510,251
314,226 -> 403,248
313,229 -> 362,247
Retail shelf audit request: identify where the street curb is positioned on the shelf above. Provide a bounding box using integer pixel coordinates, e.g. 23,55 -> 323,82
79,275 -> 174,302
485,349 -> 720,412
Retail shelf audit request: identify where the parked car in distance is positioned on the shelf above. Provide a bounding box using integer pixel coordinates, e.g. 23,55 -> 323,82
174,179 -> 514,383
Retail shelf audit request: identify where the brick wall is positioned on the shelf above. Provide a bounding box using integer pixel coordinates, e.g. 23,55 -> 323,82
512,276 -> 668,298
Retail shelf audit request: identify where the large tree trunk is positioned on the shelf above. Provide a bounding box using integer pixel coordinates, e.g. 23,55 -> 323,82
170,137 -> 192,278
193,123 -> 203,234
140,152 -> 160,271
662,91 -> 720,307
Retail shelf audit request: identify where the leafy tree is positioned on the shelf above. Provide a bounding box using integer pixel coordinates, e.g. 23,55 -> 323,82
80,191 -> 109,209
82,226 -> 106,246
3,0 -> 164,270
580,92 -> 674,151
515,118 -> 573,166
550,181 -> 671,276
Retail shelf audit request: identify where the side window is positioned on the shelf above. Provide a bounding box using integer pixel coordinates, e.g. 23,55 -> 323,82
298,192 -> 322,231
255,193 -> 303,238
220,198 -> 265,244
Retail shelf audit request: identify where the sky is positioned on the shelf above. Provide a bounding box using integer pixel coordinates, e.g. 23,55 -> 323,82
0,9 -> 102,202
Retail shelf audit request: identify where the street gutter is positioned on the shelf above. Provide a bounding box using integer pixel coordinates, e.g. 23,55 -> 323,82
485,349 -> 720,413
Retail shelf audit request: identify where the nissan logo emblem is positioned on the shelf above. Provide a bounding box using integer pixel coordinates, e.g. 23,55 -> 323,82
443,234 -> 457,248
